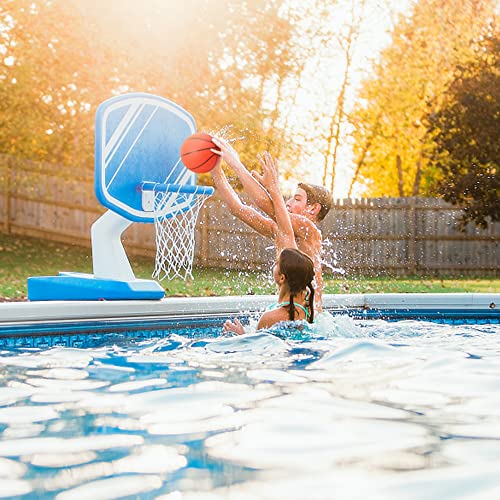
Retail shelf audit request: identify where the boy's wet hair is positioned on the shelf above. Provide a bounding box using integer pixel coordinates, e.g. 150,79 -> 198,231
279,248 -> 315,323
297,182 -> 333,221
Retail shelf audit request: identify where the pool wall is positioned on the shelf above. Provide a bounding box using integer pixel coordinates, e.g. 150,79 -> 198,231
0,293 -> 498,337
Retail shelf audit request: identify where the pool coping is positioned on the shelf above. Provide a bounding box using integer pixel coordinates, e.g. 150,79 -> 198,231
0,293 -> 497,326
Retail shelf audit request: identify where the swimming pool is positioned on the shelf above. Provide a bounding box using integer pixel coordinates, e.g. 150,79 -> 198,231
0,293 -> 499,499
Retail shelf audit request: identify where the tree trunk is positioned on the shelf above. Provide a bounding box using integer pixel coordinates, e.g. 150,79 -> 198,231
348,141 -> 369,197
347,113 -> 381,197
396,154 -> 404,196
412,152 -> 423,196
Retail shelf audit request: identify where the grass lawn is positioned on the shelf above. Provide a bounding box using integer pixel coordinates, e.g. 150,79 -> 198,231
1,233 -> 498,300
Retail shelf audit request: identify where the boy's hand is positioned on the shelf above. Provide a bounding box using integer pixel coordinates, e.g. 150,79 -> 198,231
209,152 -> 222,173
212,137 -> 241,168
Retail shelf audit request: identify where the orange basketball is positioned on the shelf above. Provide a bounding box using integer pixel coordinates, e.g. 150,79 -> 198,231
180,132 -> 220,173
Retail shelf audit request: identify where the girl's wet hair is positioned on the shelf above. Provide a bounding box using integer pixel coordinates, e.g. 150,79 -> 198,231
278,248 -> 315,323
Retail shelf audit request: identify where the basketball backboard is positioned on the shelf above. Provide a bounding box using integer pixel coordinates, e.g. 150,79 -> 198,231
95,93 -> 197,223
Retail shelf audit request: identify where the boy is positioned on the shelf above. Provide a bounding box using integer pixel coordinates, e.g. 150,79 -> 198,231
211,137 -> 333,312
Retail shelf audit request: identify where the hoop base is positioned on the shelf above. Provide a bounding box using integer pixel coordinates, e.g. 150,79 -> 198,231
27,272 -> 165,301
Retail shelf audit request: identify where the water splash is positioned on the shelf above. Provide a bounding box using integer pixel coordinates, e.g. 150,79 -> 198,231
204,124 -> 246,143
321,238 -> 346,275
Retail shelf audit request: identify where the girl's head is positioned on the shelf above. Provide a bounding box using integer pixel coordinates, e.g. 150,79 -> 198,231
276,248 -> 315,323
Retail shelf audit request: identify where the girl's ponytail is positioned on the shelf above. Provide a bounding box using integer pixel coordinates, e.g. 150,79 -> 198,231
288,293 -> 296,321
307,284 -> 315,323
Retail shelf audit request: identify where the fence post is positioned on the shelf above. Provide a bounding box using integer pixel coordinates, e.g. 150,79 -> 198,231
2,156 -> 10,234
200,203 -> 209,265
407,197 -> 417,274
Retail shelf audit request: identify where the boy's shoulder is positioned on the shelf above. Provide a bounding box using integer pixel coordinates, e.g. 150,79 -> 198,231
289,214 -> 322,240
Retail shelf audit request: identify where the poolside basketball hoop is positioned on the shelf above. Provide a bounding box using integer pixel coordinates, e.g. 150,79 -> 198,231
27,93 -> 213,301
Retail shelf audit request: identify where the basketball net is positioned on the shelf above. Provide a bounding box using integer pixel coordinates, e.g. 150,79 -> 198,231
152,189 -> 211,281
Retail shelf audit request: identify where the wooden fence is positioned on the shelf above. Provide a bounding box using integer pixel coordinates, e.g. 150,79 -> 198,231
1,155 -> 498,275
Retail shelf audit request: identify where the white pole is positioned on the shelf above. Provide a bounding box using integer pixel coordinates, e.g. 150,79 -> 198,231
91,210 -> 135,281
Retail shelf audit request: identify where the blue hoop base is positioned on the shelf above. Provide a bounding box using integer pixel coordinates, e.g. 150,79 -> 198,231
27,272 -> 165,301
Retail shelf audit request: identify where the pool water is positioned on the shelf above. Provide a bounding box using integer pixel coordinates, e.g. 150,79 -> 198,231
0,313 -> 499,499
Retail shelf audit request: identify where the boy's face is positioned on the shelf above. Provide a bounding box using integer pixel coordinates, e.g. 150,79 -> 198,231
286,187 -> 308,215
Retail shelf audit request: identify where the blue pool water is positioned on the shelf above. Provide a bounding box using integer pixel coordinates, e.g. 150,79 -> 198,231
1,313 -> 500,499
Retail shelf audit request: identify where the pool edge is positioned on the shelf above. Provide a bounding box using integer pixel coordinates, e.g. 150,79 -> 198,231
0,293 -> 498,337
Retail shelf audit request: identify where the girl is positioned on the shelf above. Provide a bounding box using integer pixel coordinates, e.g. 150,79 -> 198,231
221,152 -> 315,335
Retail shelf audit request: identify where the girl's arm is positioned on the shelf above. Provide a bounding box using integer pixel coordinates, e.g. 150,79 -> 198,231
212,137 -> 320,242
223,318 -> 246,335
259,152 -> 296,251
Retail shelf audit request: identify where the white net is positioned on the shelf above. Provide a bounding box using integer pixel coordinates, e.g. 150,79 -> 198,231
152,189 -> 211,281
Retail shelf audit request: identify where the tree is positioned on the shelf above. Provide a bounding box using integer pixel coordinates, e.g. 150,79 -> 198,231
348,0 -> 497,197
195,0 -> 301,180
426,32 -> 499,227
0,0 -> 299,180
321,0 -> 367,193
0,0 -> 96,168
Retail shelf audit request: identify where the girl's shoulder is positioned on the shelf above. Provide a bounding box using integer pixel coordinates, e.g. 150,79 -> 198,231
257,308 -> 289,330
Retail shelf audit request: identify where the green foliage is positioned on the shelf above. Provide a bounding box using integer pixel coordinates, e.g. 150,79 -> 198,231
349,0 -> 497,197
427,32 -> 500,228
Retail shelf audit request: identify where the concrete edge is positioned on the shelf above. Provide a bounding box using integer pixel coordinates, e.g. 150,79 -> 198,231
0,293 -> 498,324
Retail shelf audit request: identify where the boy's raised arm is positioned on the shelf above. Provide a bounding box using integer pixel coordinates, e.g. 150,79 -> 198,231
212,137 -> 276,219
210,158 -> 275,240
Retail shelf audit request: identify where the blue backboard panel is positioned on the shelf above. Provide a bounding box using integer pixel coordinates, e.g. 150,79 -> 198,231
95,93 -> 197,223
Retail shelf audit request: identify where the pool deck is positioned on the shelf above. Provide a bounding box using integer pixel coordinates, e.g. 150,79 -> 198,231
0,293 -> 498,337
